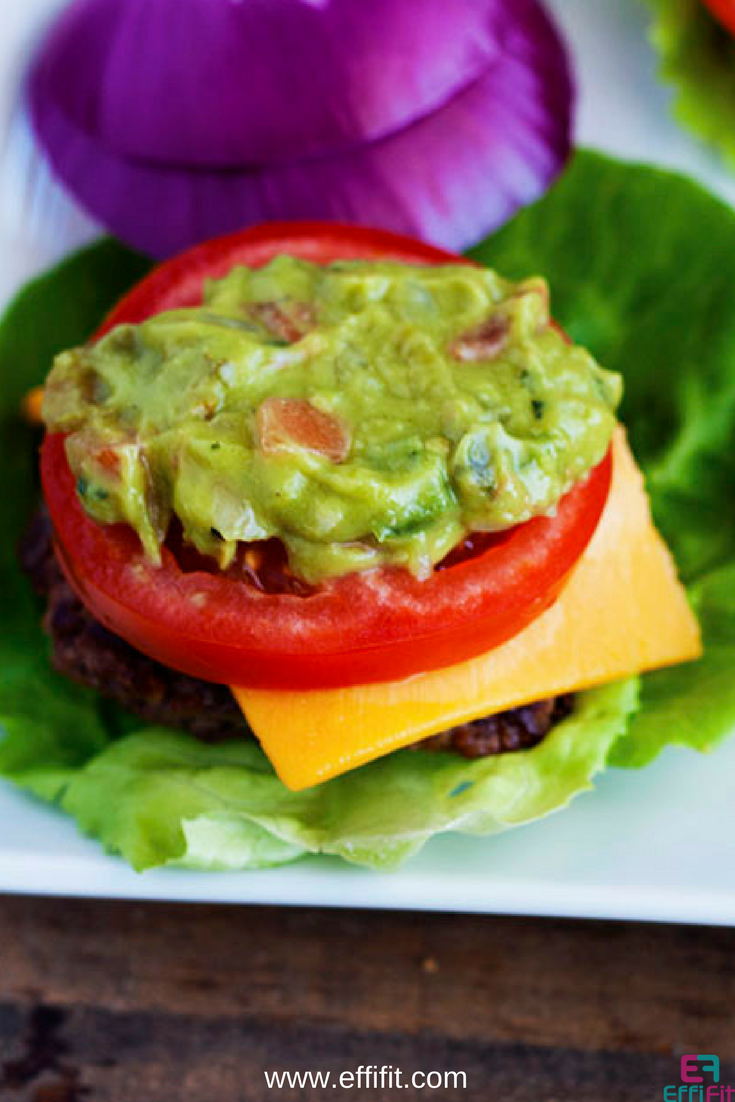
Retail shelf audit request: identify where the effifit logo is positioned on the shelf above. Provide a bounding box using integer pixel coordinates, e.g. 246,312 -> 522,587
664,1055 -> 735,1101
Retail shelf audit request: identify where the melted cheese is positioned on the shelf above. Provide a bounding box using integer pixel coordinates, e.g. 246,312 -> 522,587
233,430 -> 701,791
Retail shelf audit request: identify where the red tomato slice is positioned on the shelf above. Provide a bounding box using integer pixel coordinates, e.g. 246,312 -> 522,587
96,223 -> 462,335
42,222 -> 612,691
701,0 -> 735,36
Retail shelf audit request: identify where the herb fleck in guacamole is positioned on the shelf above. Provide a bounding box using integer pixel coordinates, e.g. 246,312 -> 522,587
43,257 -> 622,583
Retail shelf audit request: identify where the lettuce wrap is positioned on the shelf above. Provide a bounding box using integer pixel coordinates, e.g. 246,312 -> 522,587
1,150 -> 733,871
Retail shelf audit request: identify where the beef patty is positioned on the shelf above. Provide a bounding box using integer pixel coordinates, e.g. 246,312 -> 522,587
20,507 -> 573,757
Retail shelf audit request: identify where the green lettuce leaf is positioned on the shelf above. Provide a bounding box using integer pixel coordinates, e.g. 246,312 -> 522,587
609,564 -> 735,767
645,0 -> 735,171
1,682 -> 637,871
1,151 -> 734,870
0,240 -> 151,799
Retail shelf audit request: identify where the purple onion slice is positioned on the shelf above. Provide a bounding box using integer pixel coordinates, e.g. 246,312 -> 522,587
32,0 -> 505,167
29,0 -> 573,256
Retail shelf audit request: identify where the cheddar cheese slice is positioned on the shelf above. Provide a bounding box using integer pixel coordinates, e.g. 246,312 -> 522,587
233,430 -> 701,791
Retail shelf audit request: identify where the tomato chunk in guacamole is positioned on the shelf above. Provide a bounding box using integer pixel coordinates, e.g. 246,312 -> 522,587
42,257 -> 622,584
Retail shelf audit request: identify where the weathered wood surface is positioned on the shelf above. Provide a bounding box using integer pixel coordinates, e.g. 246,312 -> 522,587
0,897 -> 733,1100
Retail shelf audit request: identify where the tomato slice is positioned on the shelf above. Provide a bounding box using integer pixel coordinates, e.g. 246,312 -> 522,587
700,0 -> 735,36
95,222 -> 462,335
41,222 -> 612,691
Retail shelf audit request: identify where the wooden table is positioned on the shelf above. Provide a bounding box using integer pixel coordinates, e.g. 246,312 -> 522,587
1,897 -> 734,1100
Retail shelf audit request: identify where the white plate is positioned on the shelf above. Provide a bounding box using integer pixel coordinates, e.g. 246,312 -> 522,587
2,0 -> 734,923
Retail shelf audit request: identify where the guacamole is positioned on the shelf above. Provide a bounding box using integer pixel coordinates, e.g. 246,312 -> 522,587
43,257 -> 622,583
